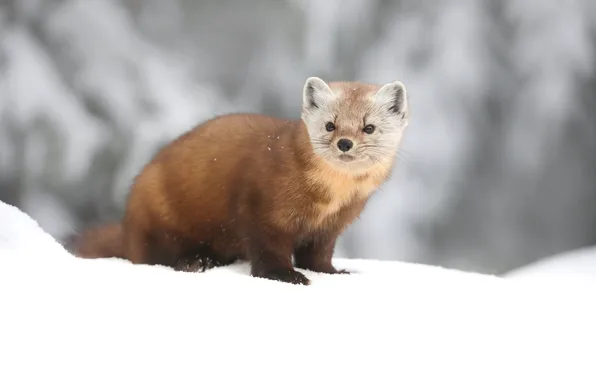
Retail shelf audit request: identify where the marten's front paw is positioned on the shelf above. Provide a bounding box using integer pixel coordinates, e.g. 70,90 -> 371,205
255,268 -> 311,285
175,255 -> 217,272
335,269 -> 352,275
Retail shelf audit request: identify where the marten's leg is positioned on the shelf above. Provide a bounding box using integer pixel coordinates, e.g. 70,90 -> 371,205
122,224 -> 182,268
246,230 -> 310,285
294,236 -> 350,275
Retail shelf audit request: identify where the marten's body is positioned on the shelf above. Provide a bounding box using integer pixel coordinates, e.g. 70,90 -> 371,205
68,77 -> 410,284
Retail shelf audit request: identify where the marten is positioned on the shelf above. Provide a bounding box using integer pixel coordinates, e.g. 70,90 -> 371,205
66,77 -> 410,285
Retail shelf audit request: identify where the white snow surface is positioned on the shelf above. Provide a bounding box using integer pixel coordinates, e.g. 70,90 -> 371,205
0,200 -> 595,380
505,245 -> 596,283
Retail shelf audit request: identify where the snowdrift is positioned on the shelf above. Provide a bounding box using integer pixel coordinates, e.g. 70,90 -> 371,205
0,200 -> 595,380
505,245 -> 596,284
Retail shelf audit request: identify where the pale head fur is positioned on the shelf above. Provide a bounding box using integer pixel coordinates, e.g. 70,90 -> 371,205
301,77 -> 409,176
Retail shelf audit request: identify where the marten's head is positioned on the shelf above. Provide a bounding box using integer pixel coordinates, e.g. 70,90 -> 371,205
301,77 -> 409,173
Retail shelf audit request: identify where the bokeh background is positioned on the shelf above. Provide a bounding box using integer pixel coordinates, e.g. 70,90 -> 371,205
1,0 -> 595,274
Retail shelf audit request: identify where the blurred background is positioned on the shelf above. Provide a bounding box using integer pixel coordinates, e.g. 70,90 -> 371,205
0,0 -> 595,275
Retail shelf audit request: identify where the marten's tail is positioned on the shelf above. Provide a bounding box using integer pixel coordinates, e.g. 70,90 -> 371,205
62,223 -> 125,260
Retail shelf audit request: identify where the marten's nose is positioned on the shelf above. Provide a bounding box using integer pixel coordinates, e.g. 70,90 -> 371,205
337,139 -> 353,152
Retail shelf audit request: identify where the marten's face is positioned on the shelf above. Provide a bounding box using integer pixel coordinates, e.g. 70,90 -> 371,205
301,77 -> 409,173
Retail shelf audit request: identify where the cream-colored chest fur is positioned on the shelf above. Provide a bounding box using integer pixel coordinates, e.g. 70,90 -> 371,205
308,163 -> 387,225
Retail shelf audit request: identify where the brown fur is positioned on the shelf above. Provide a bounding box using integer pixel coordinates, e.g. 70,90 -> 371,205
67,223 -> 123,260
67,81 -> 405,285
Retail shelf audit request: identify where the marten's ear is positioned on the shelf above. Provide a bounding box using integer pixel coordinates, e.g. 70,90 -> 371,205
302,77 -> 334,111
374,80 -> 408,115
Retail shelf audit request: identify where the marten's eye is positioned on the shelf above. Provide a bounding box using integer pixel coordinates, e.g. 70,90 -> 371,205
325,122 -> 336,132
363,124 -> 376,134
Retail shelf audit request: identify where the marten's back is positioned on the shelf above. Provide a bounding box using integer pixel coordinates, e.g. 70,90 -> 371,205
123,113 -> 311,251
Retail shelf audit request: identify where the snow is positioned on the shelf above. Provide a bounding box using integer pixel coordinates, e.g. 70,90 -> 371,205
0,200 -> 595,379
0,201 -> 72,260
505,245 -> 596,285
